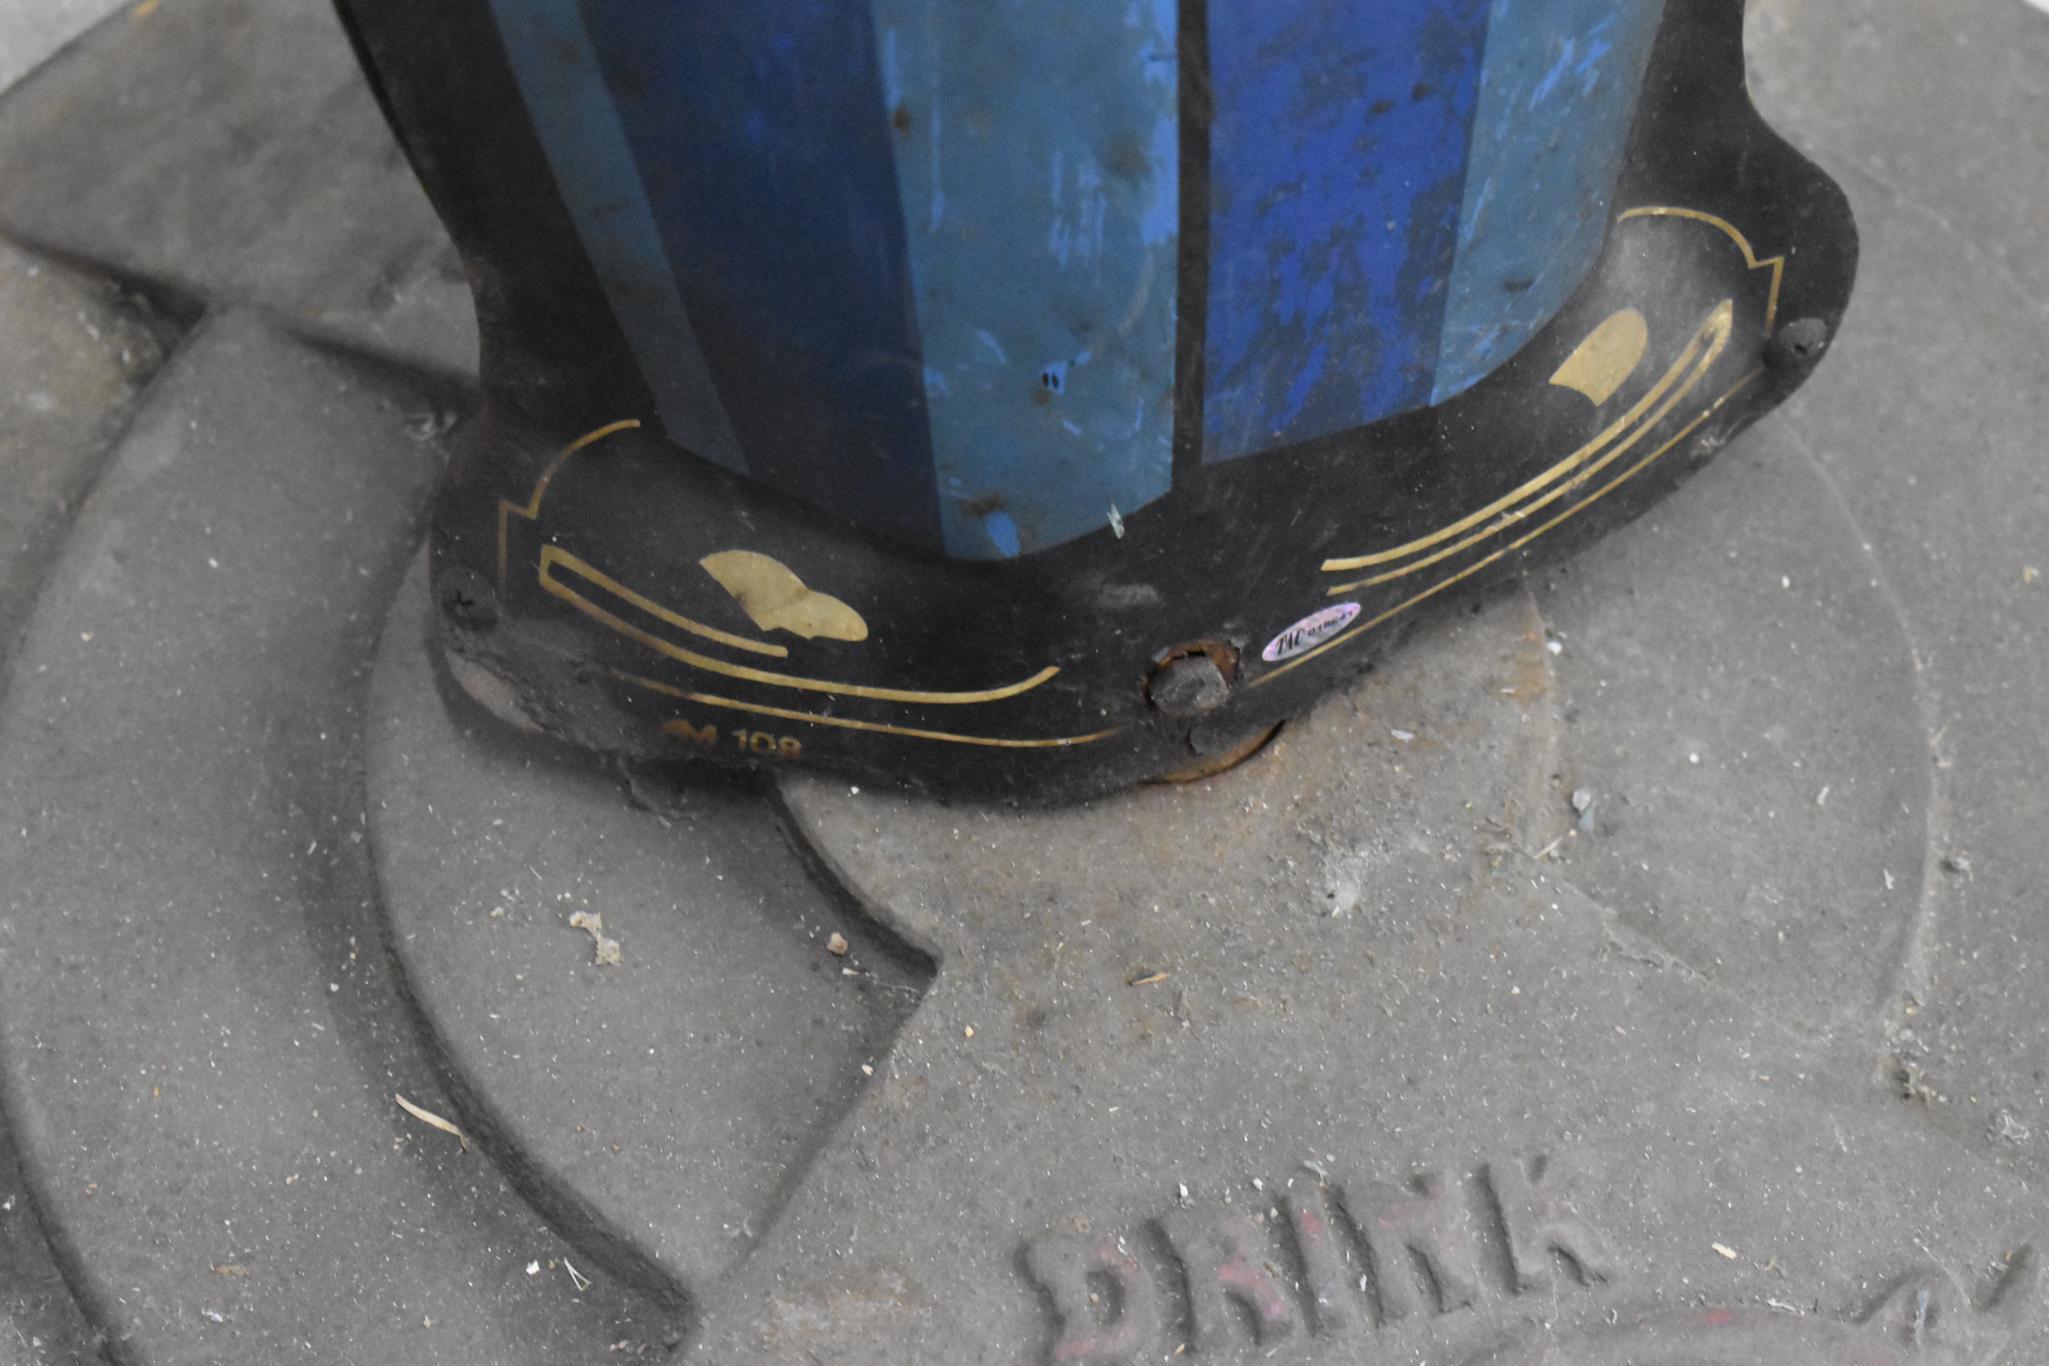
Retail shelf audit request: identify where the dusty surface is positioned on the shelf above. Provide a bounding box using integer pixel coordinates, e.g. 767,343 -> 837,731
0,0 -> 2044,1362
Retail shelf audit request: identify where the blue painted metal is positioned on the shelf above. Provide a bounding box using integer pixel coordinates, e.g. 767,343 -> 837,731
1432,0 -> 1666,402
575,0 -> 942,551
1201,0 -> 1491,463
486,0 -> 745,474
872,0 -> 1179,560
490,0 -> 1665,554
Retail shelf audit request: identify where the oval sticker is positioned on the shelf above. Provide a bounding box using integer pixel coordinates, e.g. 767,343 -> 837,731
1262,602 -> 1361,663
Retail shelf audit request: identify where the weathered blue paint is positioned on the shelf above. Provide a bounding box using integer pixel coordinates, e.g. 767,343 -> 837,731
487,0 -> 745,473
1432,0 -> 1666,402
1201,0 -> 1491,463
491,0 -> 1665,553
576,0 -> 942,551
873,0 -> 1179,559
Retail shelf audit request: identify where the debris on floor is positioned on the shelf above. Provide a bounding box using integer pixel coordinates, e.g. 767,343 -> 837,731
1570,787 -> 1598,833
569,910 -> 623,966
394,1093 -> 468,1151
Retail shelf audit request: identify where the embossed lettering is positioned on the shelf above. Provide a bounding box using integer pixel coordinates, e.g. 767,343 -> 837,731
1339,1171 -> 1480,1320
1026,1151 -> 1618,1362
1023,1232 -> 1161,1366
1484,1154 -> 1615,1290
1159,1209 -> 1299,1351
1281,1185 -> 1359,1336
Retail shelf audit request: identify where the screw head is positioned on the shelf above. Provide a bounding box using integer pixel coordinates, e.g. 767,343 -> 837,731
1766,316 -> 1831,369
436,565 -> 499,631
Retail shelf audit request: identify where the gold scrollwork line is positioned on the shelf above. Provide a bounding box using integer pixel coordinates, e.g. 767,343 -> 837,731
543,555 -> 1059,706
1617,206 -> 1785,332
1323,300 -> 1733,592
618,672 -> 1121,750
543,546 -> 790,658
1319,319 -> 1706,575
503,419 -> 1062,707
1327,296 -> 1729,593
1321,206 -> 1782,581
1255,368 -> 1763,689
497,418 -> 643,593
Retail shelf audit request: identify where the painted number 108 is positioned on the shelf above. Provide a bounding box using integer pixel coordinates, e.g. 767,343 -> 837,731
734,729 -> 803,759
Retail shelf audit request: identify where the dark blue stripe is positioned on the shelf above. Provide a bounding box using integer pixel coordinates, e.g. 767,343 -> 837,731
1201,0 -> 1490,463
578,0 -> 941,550
873,0 -> 1180,559
1432,0 -> 1666,401
488,0 -> 746,474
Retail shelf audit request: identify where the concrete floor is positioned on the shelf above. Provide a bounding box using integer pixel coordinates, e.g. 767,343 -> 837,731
0,2 -> 2045,1363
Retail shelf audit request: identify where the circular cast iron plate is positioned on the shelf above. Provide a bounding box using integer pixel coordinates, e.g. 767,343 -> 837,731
1,1 -> 2047,1362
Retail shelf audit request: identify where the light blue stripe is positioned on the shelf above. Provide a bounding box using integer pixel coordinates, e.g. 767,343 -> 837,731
873,0 -> 1179,559
487,0 -> 746,473
1431,0 -> 1666,402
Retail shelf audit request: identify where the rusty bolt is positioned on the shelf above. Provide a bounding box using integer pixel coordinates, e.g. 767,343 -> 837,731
1147,650 -> 1232,718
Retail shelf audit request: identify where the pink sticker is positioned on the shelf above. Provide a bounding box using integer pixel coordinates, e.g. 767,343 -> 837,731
1262,603 -> 1362,663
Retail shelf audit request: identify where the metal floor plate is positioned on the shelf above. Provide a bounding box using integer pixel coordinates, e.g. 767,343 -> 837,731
0,1 -> 2045,1363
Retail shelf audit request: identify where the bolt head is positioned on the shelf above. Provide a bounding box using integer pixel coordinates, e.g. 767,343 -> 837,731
1148,652 -> 1231,717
